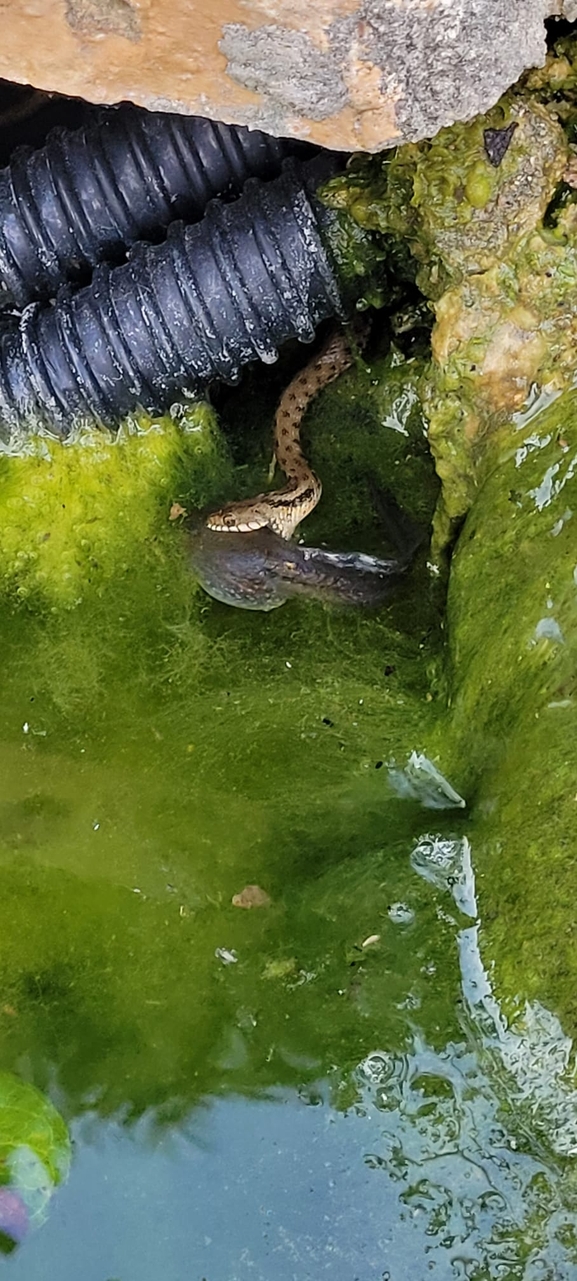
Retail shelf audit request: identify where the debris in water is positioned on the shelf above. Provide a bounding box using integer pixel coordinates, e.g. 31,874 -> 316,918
232,885 -> 271,909
483,122 -> 518,167
411,834 -> 477,918
215,947 -> 238,965
387,903 -> 415,926
387,751 -> 466,809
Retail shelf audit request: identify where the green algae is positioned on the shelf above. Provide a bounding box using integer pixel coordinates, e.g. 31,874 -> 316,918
441,386 -> 577,1040
0,405 -> 228,609
311,40 -> 577,1169
320,204 -> 390,311
0,319 -> 577,1273
321,66 -> 577,540
303,340 -> 436,549
0,303 -> 572,1210
0,336 -> 448,1127
323,97 -> 565,298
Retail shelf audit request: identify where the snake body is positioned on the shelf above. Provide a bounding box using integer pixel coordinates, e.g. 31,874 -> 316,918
205,328 -> 357,540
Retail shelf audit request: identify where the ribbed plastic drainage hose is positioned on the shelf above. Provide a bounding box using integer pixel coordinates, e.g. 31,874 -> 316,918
0,161 -> 348,441
0,106 -> 311,310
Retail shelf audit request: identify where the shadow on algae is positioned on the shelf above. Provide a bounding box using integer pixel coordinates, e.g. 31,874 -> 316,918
3,33 -> 577,1274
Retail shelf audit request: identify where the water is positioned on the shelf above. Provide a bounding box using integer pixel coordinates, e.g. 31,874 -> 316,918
0,359 -> 576,1278
1,747 -> 575,1279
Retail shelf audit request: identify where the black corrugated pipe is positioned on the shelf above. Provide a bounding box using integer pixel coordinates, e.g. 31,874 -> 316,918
0,159 -> 366,443
0,105 -> 313,311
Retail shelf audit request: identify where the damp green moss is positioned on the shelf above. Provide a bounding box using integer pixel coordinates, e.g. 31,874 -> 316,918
0,404 -> 229,610
440,387 -> 577,1036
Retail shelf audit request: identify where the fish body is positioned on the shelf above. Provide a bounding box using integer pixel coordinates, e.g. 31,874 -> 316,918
186,523 -> 407,611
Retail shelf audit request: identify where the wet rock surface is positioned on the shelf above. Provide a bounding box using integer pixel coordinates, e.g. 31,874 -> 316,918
323,40 -> 577,541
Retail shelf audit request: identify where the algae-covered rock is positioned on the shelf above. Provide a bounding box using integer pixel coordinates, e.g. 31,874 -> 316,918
323,59 -> 577,538
320,32 -> 577,1103
440,386 -> 577,1042
0,331 -> 447,1119
326,98 -> 566,296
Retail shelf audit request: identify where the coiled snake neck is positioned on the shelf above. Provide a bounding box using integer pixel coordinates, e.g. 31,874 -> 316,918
206,326 -> 364,540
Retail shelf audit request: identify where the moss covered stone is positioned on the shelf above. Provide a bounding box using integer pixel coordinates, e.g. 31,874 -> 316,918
323,77 -> 577,542
319,35 -> 577,1062
442,386 -> 577,1040
0,331 -> 452,1124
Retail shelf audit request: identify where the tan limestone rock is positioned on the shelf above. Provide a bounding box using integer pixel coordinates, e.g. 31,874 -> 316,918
0,0 -> 569,151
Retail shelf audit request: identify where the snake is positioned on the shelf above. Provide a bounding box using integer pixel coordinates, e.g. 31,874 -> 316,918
188,321 -> 421,611
205,326 -> 362,540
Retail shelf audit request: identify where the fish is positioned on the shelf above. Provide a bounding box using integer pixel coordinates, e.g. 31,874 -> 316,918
185,522 -> 409,611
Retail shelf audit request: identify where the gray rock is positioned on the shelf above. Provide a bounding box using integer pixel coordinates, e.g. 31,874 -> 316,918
221,0 -> 559,152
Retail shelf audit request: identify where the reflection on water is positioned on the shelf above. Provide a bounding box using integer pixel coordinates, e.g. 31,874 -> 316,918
0,1074 -> 69,1252
4,828 -> 577,1280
